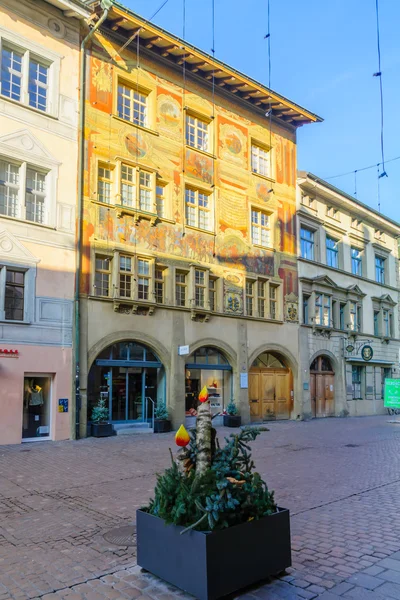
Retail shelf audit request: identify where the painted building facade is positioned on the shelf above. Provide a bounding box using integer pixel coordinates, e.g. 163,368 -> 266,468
78,3 -> 321,435
0,0 -> 88,444
297,172 -> 400,418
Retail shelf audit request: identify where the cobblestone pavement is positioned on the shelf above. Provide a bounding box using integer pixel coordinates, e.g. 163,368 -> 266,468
2,416 -> 400,599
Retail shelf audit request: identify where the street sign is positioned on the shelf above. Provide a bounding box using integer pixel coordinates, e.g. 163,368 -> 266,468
384,379 -> 400,409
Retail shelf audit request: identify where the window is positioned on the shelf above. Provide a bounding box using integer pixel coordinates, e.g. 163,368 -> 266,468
4,269 -> 24,321
351,247 -> 362,276
121,164 -> 135,207
300,227 -> 314,260
138,259 -> 150,300
94,256 -> 111,297
251,144 -> 271,177
303,294 -> 310,324
352,366 -> 363,400
194,269 -> 206,308
117,83 -> 147,127
175,271 -> 187,306
185,187 -> 211,231
326,236 -> 339,268
209,277 -> 217,311
349,302 -> 361,332
98,165 -> 112,204
315,294 -> 330,327
246,280 -> 254,316
375,256 -> 385,283
155,268 -> 164,304
340,302 -> 346,330
383,309 -> 390,337
269,284 -> 278,319
257,280 -> 266,318
251,209 -> 271,247
0,158 -> 49,224
139,171 -> 153,212
156,184 -> 165,218
186,114 -> 208,151
374,310 -> 379,336
1,43 -> 51,113
119,255 -> 132,298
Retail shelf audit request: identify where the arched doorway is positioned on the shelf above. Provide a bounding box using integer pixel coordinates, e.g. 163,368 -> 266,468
249,352 -> 292,421
310,355 -> 335,417
185,347 -> 232,418
87,341 -> 166,424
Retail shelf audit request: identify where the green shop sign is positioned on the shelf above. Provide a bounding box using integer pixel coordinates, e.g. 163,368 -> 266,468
384,379 -> 400,409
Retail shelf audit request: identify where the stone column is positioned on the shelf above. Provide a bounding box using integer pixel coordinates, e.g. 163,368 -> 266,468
169,311 -> 186,430
237,321 -> 250,424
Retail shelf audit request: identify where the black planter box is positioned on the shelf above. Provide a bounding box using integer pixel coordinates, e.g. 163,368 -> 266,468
137,507 -> 291,600
153,419 -> 171,433
91,423 -> 114,437
223,415 -> 242,428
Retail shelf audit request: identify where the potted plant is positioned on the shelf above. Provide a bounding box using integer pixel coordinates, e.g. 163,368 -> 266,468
137,386 -> 291,600
154,403 -> 171,433
223,401 -> 242,427
91,397 -> 114,437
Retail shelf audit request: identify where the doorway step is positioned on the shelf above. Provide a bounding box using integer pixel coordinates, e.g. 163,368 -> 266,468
114,423 -> 153,435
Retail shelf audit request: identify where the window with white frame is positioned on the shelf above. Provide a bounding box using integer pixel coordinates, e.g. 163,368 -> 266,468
0,157 -> 49,224
185,187 -> 211,231
300,226 -> 315,260
251,209 -> 271,247
186,114 -> 208,151
175,270 -> 187,307
97,165 -> 112,204
194,269 -> 206,308
139,171 -> 153,212
119,255 -> 133,298
269,284 -> 278,319
315,294 -> 330,327
0,41 -> 53,113
155,267 -> 165,304
138,259 -> 151,300
94,256 -> 112,297
117,82 -> 147,127
251,143 -> 271,177
326,236 -> 339,268
349,302 -> 361,332
209,276 -> 217,311
156,183 -> 166,218
257,280 -> 266,318
120,164 -> 135,207
246,280 -> 255,316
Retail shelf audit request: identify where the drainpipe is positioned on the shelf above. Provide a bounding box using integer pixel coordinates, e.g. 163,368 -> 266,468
75,0 -> 113,439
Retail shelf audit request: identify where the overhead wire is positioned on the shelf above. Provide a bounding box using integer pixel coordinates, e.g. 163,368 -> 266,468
181,0 -> 186,238
211,0 -> 216,257
374,0 -> 387,179
117,0 -> 170,55
323,155 -> 400,181
265,0 -> 273,194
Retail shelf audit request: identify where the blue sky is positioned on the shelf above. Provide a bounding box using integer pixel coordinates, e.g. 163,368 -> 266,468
122,0 -> 400,222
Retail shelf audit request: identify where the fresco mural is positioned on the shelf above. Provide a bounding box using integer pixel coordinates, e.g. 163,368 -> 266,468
83,32 -> 299,322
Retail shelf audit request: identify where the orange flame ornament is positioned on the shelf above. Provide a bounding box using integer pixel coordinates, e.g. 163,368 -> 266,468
175,424 -> 190,447
198,385 -> 209,403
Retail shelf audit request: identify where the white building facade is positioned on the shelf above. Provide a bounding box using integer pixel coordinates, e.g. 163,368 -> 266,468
297,172 -> 400,418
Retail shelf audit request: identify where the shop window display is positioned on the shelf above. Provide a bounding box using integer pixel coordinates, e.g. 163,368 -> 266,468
23,376 -> 51,439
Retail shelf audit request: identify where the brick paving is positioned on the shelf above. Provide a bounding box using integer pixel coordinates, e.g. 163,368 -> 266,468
2,417 -> 400,598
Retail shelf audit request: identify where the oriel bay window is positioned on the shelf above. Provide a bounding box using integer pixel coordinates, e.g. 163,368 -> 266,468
175,271 -> 187,307
257,280 -> 266,318
156,183 -> 165,218
209,277 -> 217,311
138,259 -> 151,300
120,164 -> 135,207
185,187 -> 211,231
269,284 -> 278,319
139,171 -> 152,212
246,279 -> 255,316
94,256 -> 112,297
119,255 -> 133,298
154,267 -> 165,304
194,269 -> 206,308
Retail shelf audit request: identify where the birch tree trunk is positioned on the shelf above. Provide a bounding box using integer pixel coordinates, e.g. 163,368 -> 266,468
195,399 -> 212,476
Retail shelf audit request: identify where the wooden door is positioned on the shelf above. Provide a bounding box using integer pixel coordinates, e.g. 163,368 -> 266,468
310,374 -> 316,417
325,374 -> 335,416
316,374 -> 326,416
275,371 -> 290,419
249,372 -> 260,420
261,372 -> 275,419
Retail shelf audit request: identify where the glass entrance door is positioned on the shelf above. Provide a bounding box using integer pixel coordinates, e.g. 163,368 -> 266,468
127,371 -> 143,420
